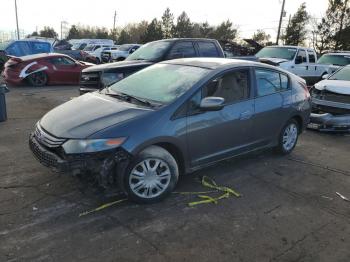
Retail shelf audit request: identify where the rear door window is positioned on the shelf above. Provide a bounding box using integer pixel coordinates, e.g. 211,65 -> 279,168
167,42 -> 196,59
50,57 -> 75,65
30,42 -> 51,54
197,42 -> 219,57
255,69 -> 289,96
308,51 -> 316,63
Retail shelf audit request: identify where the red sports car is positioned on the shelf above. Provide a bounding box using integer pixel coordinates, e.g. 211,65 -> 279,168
2,53 -> 93,86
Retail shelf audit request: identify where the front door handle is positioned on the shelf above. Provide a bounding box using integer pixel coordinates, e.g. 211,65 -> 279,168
239,110 -> 253,120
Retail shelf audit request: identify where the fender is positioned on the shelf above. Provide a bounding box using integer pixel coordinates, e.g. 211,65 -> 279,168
19,61 -> 48,79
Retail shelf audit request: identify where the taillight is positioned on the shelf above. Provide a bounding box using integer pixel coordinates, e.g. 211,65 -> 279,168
299,81 -> 310,98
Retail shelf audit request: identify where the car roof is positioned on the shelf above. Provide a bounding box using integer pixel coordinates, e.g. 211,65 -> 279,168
161,57 -> 275,70
151,38 -> 218,43
17,53 -> 71,61
323,52 -> 350,56
265,45 -> 314,52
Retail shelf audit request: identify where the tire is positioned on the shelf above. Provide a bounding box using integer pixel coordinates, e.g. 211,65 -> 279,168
95,57 -> 101,64
27,71 -> 48,87
123,145 -> 179,204
275,119 -> 300,155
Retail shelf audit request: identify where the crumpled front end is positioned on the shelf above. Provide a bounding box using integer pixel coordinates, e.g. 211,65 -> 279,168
309,87 -> 350,132
28,126 -> 131,188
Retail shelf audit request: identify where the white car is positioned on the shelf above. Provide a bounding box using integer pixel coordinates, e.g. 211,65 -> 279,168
88,46 -> 120,64
309,65 -> 350,132
101,44 -> 141,62
256,46 -> 339,84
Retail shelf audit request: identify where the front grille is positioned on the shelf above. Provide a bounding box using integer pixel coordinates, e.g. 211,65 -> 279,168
323,92 -> 350,104
34,125 -> 66,148
80,72 -> 101,89
29,136 -> 60,168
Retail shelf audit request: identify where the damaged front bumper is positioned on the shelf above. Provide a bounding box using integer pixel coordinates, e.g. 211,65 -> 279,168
308,113 -> 350,132
309,98 -> 350,132
29,133 -> 131,186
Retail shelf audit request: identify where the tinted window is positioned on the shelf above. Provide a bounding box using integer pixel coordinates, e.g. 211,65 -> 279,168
31,42 -> 51,54
7,42 -> 31,56
202,69 -> 250,104
297,50 -> 307,63
51,57 -> 75,65
167,42 -> 196,59
126,41 -> 172,61
308,51 -> 316,63
197,42 -> 219,57
255,69 -> 289,96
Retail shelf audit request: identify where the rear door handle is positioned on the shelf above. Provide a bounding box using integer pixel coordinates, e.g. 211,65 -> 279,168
239,110 -> 253,120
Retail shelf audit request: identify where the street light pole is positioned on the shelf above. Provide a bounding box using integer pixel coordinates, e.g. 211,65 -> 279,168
276,0 -> 286,45
14,0 -> 20,40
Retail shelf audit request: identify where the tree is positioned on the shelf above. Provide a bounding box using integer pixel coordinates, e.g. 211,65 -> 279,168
67,25 -> 80,39
315,0 -> 350,52
252,29 -> 271,46
212,20 -> 237,41
173,12 -> 193,38
39,26 -> 58,38
118,29 -> 132,44
161,8 -> 174,38
282,3 -> 309,46
199,22 -> 214,38
127,21 -> 149,43
141,18 -> 163,43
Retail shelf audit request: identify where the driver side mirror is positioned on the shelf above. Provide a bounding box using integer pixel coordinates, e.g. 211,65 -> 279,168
295,56 -> 303,64
199,97 -> 225,111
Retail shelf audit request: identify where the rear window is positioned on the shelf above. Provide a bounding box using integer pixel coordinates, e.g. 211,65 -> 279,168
197,42 -> 219,57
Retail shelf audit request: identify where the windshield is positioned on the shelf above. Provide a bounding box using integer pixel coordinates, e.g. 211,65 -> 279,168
109,63 -> 210,104
83,45 -> 95,51
126,41 -> 171,61
256,47 -> 297,60
318,54 -> 350,66
118,44 -> 133,51
329,66 -> 350,81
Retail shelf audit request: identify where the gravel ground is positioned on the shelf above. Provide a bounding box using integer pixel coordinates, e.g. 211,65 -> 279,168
0,85 -> 349,262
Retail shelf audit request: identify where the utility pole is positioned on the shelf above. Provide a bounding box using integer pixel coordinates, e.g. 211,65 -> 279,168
113,11 -> 117,41
14,0 -> 20,40
276,0 -> 286,45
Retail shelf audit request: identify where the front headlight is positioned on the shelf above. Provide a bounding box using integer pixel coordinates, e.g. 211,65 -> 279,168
62,137 -> 127,154
101,72 -> 124,86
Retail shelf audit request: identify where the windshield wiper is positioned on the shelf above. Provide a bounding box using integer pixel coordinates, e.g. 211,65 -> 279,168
105,89 -> 160,108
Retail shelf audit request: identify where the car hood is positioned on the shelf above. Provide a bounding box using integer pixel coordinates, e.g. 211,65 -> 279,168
40,92 -> 152,139
82,60 -> 153,72
314,80 -> 350,95
258,57 -> 289,65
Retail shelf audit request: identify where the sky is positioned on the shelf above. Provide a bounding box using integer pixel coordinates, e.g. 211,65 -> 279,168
0,0 -> 329,41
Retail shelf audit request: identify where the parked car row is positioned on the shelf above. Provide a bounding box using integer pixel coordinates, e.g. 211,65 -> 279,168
0,36 -> 346,203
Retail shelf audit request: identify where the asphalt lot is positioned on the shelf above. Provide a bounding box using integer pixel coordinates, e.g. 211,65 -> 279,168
1,85 -> 350,262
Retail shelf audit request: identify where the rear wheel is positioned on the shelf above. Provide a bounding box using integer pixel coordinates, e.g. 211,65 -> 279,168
123,146 -> 179,204
276,119 -> 299,155
27,71 -> 48,87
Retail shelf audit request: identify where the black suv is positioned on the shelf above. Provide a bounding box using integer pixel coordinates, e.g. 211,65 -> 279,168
79,38 -> 224,94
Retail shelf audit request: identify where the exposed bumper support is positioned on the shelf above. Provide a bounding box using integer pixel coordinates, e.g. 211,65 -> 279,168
29,134 -> 131,186
308,113 -> 350,132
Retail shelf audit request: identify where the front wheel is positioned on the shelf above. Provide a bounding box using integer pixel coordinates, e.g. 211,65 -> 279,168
123,146 -> 179,204
276,119 -> 299,155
